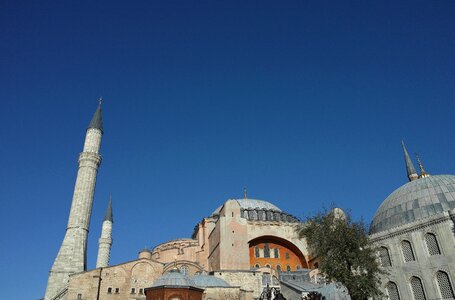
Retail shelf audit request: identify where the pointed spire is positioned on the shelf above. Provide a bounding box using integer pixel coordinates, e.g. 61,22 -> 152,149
402,141 -> 418,182
243,187 -> 248,199
416,154 -> 430,178
88,97 -> 103,133
103,195 -> 113,222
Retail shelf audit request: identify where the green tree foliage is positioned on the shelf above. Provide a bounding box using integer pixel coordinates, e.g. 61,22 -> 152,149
297,208 -> 384,300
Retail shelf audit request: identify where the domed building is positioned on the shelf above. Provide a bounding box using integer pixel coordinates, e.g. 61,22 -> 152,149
370,142 -> 455,300
46,105 -> 348,300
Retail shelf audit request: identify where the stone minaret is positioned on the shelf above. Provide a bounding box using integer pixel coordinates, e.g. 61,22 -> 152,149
96,197 -> 113,268
44,102 -> 103,300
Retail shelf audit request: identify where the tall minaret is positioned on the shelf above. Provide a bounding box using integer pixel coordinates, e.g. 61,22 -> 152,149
45,101 -> 103,300
402,141 -> 418,182
96,196 -> 113,268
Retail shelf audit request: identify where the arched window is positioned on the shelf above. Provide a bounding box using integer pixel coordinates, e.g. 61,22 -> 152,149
179,264 -> 189,275
286,265 -> 291,272
264,243 -> 270,258
276,265 -> 281,272
258,210 -> 266,221
296,265 -> 301,270
425,233 -> 441,255
401,240 -> 416,262
255,246 -> 260,258
274,212 -> 281,221
410,276 -> 426,300
379,246 -> 392,267
386,281 -> 400,300
265,264 -> 271,268
436,271 -> 455,299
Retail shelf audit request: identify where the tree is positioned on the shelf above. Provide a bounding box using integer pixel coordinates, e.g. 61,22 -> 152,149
297,208 -> 384,300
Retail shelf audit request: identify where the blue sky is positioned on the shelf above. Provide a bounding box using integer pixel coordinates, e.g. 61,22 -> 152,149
1,1 -> 455,298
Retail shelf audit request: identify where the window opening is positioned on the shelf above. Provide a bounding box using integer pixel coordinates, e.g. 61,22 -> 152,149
386,281 -> 400,300
410,276 -> 426,300
274,248 -> 279,258
379,246 -> 392,267
425,233 -> 441,255
179,264 -> 189,275
401,240 -> 416,262
436,271 -> 455,299
264,243 -> 270,258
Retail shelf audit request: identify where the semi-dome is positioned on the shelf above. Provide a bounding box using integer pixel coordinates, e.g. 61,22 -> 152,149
151,269 -> 197,288
370,175 -> 455,234
211,198 -> 281,216
193,274 -> 230,288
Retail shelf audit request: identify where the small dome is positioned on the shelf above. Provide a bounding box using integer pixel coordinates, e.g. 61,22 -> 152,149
211,198 -> 282,216
370,175 -> 455,234
193,274 -> 230,288
151,269 -> 197,288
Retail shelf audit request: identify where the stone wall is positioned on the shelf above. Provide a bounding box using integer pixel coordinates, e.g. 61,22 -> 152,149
68,258 -> 163,300
370,210 -> 455,299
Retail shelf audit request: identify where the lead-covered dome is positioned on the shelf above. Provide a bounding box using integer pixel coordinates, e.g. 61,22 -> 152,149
151,269 -> 197,288
211,198 -> 281,216
193,274 -> 230,288
370,175 -> 455,234
210,198 -> 299,222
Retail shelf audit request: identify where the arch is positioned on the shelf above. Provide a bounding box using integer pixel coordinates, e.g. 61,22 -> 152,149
425,233 -> 441,255
410,276 -> 426,300
168,294 -> 182,300
385,281 -> 400,300
286,265 -> 291,272
401,240 -> 415,262
162,260 -> 203,275
379,246 -> 392,267
436,270 -> 455,299
276,265 -> 281,272
248,235 -> 308,269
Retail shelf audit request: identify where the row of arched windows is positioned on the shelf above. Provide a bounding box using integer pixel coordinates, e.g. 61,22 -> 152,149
252,263 -> 301,272
385,271 -> 455,300
379,233 -> 441,267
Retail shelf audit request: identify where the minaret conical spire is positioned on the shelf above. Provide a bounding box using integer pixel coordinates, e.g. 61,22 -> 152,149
88,97 -> 103,133
104,195 -> 113,222
402,141 -> 418,182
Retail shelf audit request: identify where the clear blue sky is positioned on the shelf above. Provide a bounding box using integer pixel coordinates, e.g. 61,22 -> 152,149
1,1 -> 454,298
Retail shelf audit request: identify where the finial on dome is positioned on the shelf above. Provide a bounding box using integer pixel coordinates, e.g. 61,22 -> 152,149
243,187 -> 247,199
402,141 -> 418,182
416,153 -> 430,178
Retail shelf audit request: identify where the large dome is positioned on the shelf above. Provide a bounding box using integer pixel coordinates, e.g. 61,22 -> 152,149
370,175 -> 455,234
211,198 -> 282,216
